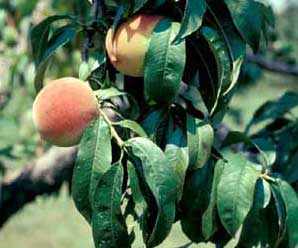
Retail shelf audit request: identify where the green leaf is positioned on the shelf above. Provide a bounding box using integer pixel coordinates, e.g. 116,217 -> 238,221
239,180 -> 276,247
261,3 -> 275,28
79,51 -> 106,81
278,180 -> 298,248
95,87 -> 126,101
187,115 -> 214,169
217,153 -> 259,236
79,61 -> 90,81
180,83 -> 209,117
151,0 -> 167,9
222,131 -> 276,167
72,118 -> 111,223
223,0 -> 262,52
253,138 -> 276,167
133,0 -> 149,13
221,131 -> 251,147
33,24 -> 76,92
128,162 -> 147,216
283,152 -> 298,184
173,0 -> 206,43
246,91 -> 298,132
271,123 -> 298,176
202,160 -> 225,240
144,19 -> 186,105
44,25 -> 76,61
114,4 -> 124,26
92,162 -> 130,248
180,162 -> 214,243
31,15 -> 72,65
141,109 -> 169,145
113,120 -> 147,137
200,26 -> 232,111
207,2 -> 246,95
164,119 -> 188,201
34,59 -> 50,93
188,38 -> 220,112
254,179 -> 271,210
89,118 -> 112,206
270,183 -> 287,243
125,137 -> 177,247
257,2 -> 275,42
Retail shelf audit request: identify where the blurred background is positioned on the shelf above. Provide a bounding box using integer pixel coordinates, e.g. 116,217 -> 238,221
0,0 -> 297,247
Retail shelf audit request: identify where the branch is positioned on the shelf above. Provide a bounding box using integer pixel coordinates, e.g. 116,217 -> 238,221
81,0 -> 105,61
0,146 -> 77,227
246,53 -> 298,77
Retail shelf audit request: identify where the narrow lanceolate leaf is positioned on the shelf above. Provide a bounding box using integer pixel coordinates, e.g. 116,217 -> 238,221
270,183 -> 287,244
278,180 -> 298,248
187,115 -> 214,169
72,118 -> 111,223
141,109 -> 169,146
133,0 -> 149,13
254,179 -> 271,210
89,118 -> 112,207
217,153 -> 259,236
34,60 -> 50,94
257,2 -> 275,42
111,5 -> 124,37
95,87 -> 126,101
180,161 -> 214,243
31,15 -> 73,65
31,16 -> 76,92
246,92 -> 298,131
207,2 -> 246,95
144,19 -> 186,105
44,25 -> 76,61
202,160 -> 225,239
165,120 -> 188,201
128,162 -> 147,216
34,26 -> 76,92
223,0 -> 262,52
173,0 -> 207,43
221,131 -> 276,167
238,180 -> 274,247
180,84 -> 209,117
92,163 -> 130,248
253,138 -> 276,167
284,152 -> 298,184
113,120 -> 147,137
200,26 -> 232,110
125,137 -> 177,247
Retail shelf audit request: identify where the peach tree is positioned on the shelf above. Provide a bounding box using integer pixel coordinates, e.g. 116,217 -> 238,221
30,0 -> 298,247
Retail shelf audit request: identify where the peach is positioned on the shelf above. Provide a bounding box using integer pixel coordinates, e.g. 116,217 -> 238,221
32,77 -> 99,147
105,14 -> 163,77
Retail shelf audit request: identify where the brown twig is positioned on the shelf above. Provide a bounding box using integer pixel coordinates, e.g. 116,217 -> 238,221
81,0 -> 105,61
246,52 -> 298,77
0,146 -> 77,227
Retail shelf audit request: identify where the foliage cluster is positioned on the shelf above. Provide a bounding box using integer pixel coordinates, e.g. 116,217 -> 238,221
1,0 -> 298,247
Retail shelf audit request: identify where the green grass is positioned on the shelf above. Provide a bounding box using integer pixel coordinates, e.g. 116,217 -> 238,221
0,190 -> 93,248
0,189 -> 214,248
0,73 -> 297,248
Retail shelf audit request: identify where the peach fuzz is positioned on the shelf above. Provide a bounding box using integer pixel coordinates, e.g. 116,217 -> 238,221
32,77 -> 99,147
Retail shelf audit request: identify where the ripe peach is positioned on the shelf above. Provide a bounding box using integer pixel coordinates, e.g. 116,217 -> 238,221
32,77 -> 99,147
105,14 -> 163,77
